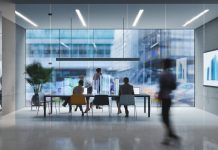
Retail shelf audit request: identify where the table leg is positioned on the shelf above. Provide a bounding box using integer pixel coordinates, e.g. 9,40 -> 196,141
144,97 -> 146,113
148,96 -> 150,117
44,96 -> 46,118
50,97 -> 53,114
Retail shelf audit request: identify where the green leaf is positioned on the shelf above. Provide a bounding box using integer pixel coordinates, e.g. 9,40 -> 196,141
25,62 -> 53,93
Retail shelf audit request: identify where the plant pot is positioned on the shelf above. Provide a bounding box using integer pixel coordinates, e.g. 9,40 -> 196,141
31,93 -> 40,106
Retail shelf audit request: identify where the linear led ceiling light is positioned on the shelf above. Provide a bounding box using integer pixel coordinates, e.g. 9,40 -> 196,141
132,9 -> 144,27
183,9 -> 209,27
15,10 -> 38,27
75,9 -> 87,27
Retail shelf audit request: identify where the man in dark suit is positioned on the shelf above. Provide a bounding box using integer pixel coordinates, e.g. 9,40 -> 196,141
119,77 -> 134,117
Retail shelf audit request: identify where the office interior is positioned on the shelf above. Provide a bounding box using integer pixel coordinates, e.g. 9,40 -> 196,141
0,0 -> 218,150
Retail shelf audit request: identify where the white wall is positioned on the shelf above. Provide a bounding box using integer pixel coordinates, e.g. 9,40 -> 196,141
16,25 -> 26,110
0,12 -> 2,83
0,1 -> 15,23
2,17 -> 16,115
0,1 -> 26,115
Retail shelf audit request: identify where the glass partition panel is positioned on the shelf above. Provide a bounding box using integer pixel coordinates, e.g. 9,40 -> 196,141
26,29 -> 194,106
0,12 -> 2,110
23,3 -> 201,107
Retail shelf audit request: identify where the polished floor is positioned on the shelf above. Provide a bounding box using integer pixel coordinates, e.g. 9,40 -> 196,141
0,106 -> 218,150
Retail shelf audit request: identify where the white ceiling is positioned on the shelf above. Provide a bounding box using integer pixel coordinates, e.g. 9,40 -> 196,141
15,4 -> 218,29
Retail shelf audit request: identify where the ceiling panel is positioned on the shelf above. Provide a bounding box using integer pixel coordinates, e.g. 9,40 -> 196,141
15,4 -> 218,29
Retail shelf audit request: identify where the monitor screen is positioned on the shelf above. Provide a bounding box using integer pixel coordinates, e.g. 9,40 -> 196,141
134,87 -> 140,94
83,88 -> 87,94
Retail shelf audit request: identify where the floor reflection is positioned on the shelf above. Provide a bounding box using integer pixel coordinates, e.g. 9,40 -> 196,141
203,138 -> 218,150
0,107 -> 218,150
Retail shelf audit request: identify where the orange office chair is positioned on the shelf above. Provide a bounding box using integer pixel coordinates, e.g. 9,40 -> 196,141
70,95 -> 87,105
70,95 -> 87,116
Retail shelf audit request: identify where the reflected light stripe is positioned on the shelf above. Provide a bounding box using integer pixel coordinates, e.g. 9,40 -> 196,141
60,42 -> 70,49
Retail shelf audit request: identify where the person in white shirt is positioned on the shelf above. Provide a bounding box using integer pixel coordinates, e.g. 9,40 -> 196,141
91,68 -> 102,109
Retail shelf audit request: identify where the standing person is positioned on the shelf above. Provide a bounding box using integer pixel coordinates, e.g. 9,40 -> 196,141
92,68 -> 102,109
93,68 -> 102,94
158,59 -> 180,145
118,77 -> 134,117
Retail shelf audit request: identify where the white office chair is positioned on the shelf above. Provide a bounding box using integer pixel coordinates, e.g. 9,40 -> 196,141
36,92 -> 50,116
119,95 -> 137,118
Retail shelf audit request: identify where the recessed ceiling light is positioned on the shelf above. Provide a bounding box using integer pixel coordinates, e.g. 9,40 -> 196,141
75,9 -> 87,27
183,9 -> 209,27
15,10 -> 38,27
132,9 -> 144,27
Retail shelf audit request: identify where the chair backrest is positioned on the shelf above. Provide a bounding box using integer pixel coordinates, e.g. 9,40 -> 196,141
38,92 -> 45,102
93,95 -> 109,105
70,95 -> 86,105
119,95 -> 135,106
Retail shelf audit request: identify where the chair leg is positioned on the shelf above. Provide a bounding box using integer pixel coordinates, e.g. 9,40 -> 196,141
135,106 -> 137,119
108,105 -> 111,117
59,100 -> 61,113
110,103 -> 112,116
47,102 -> 50,115
134,105 -> 137,119
37,105 -> 40,116
55,102 -> 57,114
92,107 -> 93,117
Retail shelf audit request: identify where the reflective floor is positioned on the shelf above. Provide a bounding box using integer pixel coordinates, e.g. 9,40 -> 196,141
0,107 -> 218,150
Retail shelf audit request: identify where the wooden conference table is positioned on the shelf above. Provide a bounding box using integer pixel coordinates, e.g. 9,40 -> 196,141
43,94 -> 151,118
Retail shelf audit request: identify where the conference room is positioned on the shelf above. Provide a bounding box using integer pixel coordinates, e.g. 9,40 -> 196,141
20,4 -> 195,117
1,1 -> 218,149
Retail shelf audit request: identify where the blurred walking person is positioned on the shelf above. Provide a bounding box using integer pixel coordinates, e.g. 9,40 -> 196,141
158,59 -> 180,145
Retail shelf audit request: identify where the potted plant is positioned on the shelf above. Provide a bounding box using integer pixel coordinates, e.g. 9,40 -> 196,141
25,62 -> 52,106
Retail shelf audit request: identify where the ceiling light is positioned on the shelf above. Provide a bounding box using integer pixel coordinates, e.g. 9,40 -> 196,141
132,9 -> 144,27
15,10 -> 38,27
75,9 -> 87,27
183,9 -> 209,27
60,42 -> 70,49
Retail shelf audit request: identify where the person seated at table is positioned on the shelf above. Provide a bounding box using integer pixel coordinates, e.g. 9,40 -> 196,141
118,77 -> 134,117
62,80 -> 84,116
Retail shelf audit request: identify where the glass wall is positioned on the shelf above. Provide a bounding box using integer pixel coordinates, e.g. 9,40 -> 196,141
26,29 -> 194,106
0,12 -> 2,111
